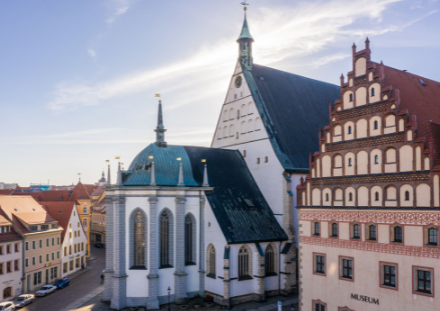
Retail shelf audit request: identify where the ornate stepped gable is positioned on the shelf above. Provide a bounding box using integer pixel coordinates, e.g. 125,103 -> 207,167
297,39 -> 440,209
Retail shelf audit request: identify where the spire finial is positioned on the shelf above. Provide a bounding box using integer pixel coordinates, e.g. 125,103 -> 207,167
150,162 -> 156,186
106,164 -> 111,188
154,98 -> 167,148
116,162 -> 122,186
178,162 -> 184,187
202,163 -> 209,187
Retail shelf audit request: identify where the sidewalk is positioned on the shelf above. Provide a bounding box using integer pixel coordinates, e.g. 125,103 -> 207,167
69,292 -> 298,311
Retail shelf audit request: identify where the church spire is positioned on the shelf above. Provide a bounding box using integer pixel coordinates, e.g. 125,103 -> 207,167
237,7 -> 254,70
154,100 -> 167,148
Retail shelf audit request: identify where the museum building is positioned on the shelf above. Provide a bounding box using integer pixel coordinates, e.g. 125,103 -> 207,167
296,39 -> 440,311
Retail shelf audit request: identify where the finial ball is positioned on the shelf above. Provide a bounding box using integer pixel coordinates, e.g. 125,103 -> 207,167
244,7 -> 247,11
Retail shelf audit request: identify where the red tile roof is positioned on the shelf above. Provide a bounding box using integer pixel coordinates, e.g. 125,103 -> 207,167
40,201 -> 75,242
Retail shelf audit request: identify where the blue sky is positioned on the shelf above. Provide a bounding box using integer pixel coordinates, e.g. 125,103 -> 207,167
0,0 -> 439,186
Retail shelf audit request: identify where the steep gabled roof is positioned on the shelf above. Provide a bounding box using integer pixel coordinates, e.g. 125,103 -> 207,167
243,64 -> 341,172
41,201 -> 75,242
121,144 -> 287,244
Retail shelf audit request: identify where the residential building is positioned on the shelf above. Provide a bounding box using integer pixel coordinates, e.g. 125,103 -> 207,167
0,215 -> 23,301
73,182 -> 96,259
296,39 -> 440,310
91,202 -> 106,246
0,196 -> 63,292
42,202 -> 87,277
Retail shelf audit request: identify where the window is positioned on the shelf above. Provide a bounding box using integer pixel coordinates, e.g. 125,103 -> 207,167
325,193 -> 329,202
380,263 -> 397,288
257,158 -> 260,164
52,252 -> 55,260
46,254 -> 49,262
64,247 -> 67,256
0,263 -> 3,274
41,225 -> 49,230
348,192 -> 353,201
25,242 -> 28,251
427,227 -> 438,246
6,261 -> 11,273
348,158 -> 352,167
265,244 -> 276,276
30,225 -> 37,232
313,222 -> 320,236
374,120 -> 378,129
348,126 -> 352,134
368,225 -> 377,241
25,258 -> 28,268
160,210 -> 173,268
81,243 -> 84,251
0,246 -> 3,255
6,245 -> 10,254
33,272 -> 42,285
46,239 -> 49,247
14,243 -> 19,252
238,246 -> 252,280
393,226 -> 403,243
51,224 -> 57,229
349,93 -> 353,102
74,244 -> 77,253
415,269 -> 432,295
3,287 -> 11,299
265,156 -> 268,163
375,191 -> 379,201
32,241 -> 35,249
57,251 -> 60,259
185,214 -> 196,265
69,246 -> 72,255
374,155 -> 379,164
331,223 -> 338,237
83,207 -> 87,213
313,301 -> 326,311
39,240 -> 42,248
352,224 -> 360,239
340,257 -> 353,280
57,237 -> 60,245
39,255 -> 42,264
314,254 -> 325,275
32,257 -> 35,265
70,260 -> 74,271
243,150 -> 246,158
51,267 -> 58,279
371,88 -> 375,96
83,219 -> 87,226
405,190 -> 410,201
206,244 -> 216,278
63,263 -> 68,273
14,260 -> 19,271
133,210 -> 146,268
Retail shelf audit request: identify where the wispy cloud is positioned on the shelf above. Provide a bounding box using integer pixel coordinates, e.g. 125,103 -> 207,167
87,49 -> 97,58
106,0 -> 134,24
49,0 -> 434,111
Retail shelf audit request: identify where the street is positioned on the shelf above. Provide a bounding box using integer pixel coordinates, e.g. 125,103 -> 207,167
21,247 -> 105,311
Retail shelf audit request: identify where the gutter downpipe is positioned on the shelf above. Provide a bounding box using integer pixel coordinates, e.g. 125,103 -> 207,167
278,241 -> 282,296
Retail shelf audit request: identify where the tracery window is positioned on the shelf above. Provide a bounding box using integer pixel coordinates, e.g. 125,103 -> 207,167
185,214 -> 196,265
206,244 -> 216,278
160,210 -> 173,268
238,246 -> 252,280
131,210 -> 146,269
265,244 -> 276,276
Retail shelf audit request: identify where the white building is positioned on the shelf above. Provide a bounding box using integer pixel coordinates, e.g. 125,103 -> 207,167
42,202 -> 87,277
0,215 -> 23,301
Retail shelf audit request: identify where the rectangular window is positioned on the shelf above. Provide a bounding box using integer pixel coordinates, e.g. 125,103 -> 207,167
76,258 -> 80,268
0,263 -> 3,274
257,158 -> 260,164
69,246 -> 72,255
70,260 -> 74,271
312,300 -> 326,311
0,246 -> 3,255
339,256 -> 354,281
32,241 -> 36,249
14,260 -> 19,271
413,266 -> 434,296
6,261 -> 11,273
314,254 -> 325,275
63,263 -> 68,273
74,244 -> 77,253
30,225 -> 37,231
57,251 -> 60,259
6,244 -> 10,254
46,254 -> 49,262
39,255 -> 42,264
50,267 -> 58,279
78,230 -> 80,237
25,258 -> 28,268
383,265 -> 396,287
51,224 -> 57,229
265,156 -> 268,163
39,240 -> 42,248
64,247 -> 67,256
81,243 -> 84,251
52,252 -> 55,260
32,257 -> 35,265
33,271 -> 42,285
14,243 -> 19,252
46,239 -> 49,247
52,238 -> 55,246
25,242 -> 29,251
243,150 -> 246,158
57,237 -> 60,245
41,225 -> 49,231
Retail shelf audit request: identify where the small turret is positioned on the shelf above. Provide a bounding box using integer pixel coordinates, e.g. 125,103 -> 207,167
178,163 -> 184,187
154,100 -> 167,148
237,7 -> 254,70
116,162 -> 122,186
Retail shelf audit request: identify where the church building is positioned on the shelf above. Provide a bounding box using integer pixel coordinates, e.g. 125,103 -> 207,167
297,39 -> 440,311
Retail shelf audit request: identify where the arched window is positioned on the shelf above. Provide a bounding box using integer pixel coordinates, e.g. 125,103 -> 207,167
349,94 -> 353,102
349,192 -> 353,201
331,223 -> 338,237
348,126 -> 352,134
375,155 -> 379,164
206,244 -> 216,277
353,224 -> 360,239
371,88 -> 375,96
394,226 -> 402,242
374,120 -> 379,130
185,214 -> 196,265
160,210 -> 173,268
3,287 -> 11,299
369,225 -> 377,240
238,246 -> 251,280
223,126 -> 227,138
428,228 -> 438,245
265,244 -> 276,276
348,158 -> 352,166
223,110 -> 228,121
314,222 -> 320,236
132,210 -> 146,268
375,192 -> 379,201
405,191 -> 410,201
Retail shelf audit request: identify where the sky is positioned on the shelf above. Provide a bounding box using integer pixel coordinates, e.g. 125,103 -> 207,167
0,0 -> 439,186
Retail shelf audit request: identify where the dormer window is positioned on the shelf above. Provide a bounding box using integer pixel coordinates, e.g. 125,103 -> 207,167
51,224 -> 57,229
41,225 -> 49,231
30,226 -> 38,232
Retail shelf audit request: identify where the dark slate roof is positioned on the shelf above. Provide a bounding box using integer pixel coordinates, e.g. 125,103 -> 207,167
243,64 -> 341,172
121,144 -> 287,244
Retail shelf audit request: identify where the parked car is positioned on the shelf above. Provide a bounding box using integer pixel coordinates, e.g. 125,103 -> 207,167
95,243 -> 102,248
36,284 -> 57,297
54,278 -> 70,289
13,294 -> 34,308
0,301 -> 15,310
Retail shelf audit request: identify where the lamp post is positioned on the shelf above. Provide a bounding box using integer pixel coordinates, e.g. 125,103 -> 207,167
167,286 -> 171,311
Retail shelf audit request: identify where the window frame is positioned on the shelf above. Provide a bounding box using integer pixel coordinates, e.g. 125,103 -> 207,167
206,244 -> 216,279
350,223 -> 361,240
379,261 -> 398,291
366,223 -> 378,242
412,266 -> 434,297
313,253 -> 326,276
184,213 -> 197,266
265,244 -> 277,277
312,221 -> 320,236
312,299 -> 327,311
339,256 -> 354,282
424,225 -> 439,246
329,221 -> 339,238
390,224 -> 404,244
238,245 -> 253,281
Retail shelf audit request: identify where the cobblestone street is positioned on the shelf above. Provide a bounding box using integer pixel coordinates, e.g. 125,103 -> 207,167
21,246 -> 105,311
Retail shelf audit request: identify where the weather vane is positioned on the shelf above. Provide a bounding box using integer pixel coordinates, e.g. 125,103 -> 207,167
241,1 -> 249,11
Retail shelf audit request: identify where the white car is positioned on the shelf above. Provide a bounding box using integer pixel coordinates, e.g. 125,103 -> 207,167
13,294 -> 34,308
0,301 -> 15,311
35,284 -> 57,297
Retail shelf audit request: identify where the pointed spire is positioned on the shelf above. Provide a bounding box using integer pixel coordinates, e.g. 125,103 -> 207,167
365,37 -> 370,43
202,164 -> 209,187
106,165 -> 111,188
237,10 -> 254,42
177,163 -> 184,187
116,162 -> 122,186
237,7 -> 254,70
150,162 -> 156,186
154,100 -> 167,148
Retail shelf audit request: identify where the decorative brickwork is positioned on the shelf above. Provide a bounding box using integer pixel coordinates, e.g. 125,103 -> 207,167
301,235 -> 440,258
326,133 -> 404,152
311,172 -> 429,186
334,101 -> 390,122
300,210 -> 440,226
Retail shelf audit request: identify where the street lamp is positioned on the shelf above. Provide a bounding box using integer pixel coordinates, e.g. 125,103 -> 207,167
167,286 -> 171,311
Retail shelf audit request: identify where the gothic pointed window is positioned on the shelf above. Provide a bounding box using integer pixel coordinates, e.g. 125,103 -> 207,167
185,214 -> 196,265
265,244 -> 276,276
238,245 -> 252,280
206,244 -> 216,278
133,211 -> 145,268
160,210 -> 173,268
